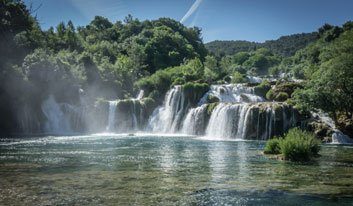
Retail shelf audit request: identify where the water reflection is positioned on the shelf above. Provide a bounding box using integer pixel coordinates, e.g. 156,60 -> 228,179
0,135 -> 353,205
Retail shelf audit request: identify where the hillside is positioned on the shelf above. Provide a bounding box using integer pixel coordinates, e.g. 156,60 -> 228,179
206,32 -> 318,57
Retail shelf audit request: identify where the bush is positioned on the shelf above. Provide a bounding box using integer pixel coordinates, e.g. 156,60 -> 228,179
264,128 -> 320,162
264,138 -> 281,154
231,71 -> 247,83
279,128 -> 320,162
266,89 -> 275,100
254,80 -> 271,97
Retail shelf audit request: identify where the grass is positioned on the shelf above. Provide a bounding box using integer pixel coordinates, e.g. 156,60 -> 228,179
264,128 -> 320,162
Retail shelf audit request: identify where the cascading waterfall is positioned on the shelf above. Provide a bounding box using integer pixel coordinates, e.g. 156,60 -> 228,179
148,86 -> 187,133
247,76 -> 263,84
205,103 -> 297,140
181,104 -> 208,135
19,81 -> 351,143
107,101 -> 118,131
146,83 -> 300,139
198,84 -> 264,105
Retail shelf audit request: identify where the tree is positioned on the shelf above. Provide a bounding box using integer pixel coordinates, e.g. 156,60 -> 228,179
293,29 -> 353,120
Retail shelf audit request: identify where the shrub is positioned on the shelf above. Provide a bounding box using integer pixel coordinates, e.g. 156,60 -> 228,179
279,128 -> 320,162
266,89 -> 275,100
254,80 -> 271,97
231,71 -> 247,83
264,138 -> 281,154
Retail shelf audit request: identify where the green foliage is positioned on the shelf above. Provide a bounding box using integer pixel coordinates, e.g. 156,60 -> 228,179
266,90 -> 275,101
206,33 -> 318,57
204,55 -> 220,83
254,80 -> 271,97
218,48 -> 281,77
266,81 -> 302,101
182,82 -> 210,106
279,128 -> 320,162
275,92 -> 289,102
292,28 -> 353,120
264,138 -> 281,154
136,58 -> 206,101
231,71 -> 247,83
264,128 -> 320,162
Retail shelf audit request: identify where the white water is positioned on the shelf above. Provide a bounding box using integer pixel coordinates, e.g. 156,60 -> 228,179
312,112 -> 353,144
148,86 -> 186,133
247,76 -> 263,84
107,101 -> 118,131
147,83 -> 298,140
204,102 -> 297,140
136,90 -> 144,100
131,100 -> 140,131
181,104 -> 208,135
198,84 -> 264,105
41,95 -> 71,134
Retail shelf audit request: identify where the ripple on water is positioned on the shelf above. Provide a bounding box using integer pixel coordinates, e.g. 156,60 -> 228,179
0,134 -> 353,205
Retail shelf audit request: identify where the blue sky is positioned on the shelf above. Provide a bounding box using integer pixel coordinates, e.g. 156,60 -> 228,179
24,0 -> 353,43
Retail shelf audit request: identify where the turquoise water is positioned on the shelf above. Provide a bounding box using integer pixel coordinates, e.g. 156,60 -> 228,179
0,134 -> 353,205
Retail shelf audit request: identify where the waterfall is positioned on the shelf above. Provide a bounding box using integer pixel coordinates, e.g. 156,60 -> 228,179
312,112 -> 353,144
206,103 -> 252,139
136,90 -> 144,100
146,83 -> 298,139
247,76 -> 263,84
198,84 -> 264,105
131,100 -> 141,131
181,104 -> 208,135
41,95 -> 71,134
205,103 -> 297,140
107,101 -> 118,132
148,86 -> 187,133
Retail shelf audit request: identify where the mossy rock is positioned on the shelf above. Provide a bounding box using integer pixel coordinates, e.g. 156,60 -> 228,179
206,103 -> 219,115
207,95 -> 220,103
182,82 -> 210,107
141,97 -> 157,116
254,80 -> 271,97
266,81 -> 303,101
117,99 -> 135,111
275,92 -> 289,102
307,121 -> 334,141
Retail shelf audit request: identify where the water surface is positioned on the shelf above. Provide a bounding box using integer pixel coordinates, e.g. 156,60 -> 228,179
0,134 -> 353,205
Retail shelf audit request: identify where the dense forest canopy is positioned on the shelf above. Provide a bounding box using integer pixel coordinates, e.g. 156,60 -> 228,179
0,0 -> 353,136
205,32 -> 319,58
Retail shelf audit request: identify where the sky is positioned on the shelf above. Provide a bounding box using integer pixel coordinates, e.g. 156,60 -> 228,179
24,0 -> 353,43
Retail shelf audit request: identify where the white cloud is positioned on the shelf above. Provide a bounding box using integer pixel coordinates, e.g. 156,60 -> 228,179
180,0 -> 204,24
